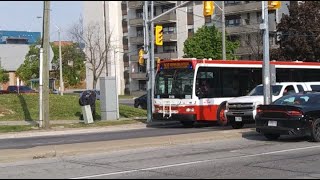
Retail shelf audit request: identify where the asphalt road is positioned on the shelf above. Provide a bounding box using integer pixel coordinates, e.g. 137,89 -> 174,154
119,99 -> 134,107
0,130 -> 319,179
0,122 -> 235,149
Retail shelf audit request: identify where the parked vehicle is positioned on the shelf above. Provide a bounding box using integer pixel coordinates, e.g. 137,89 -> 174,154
255,91 -> 320,142
0,86 -> 36,94
134,94 -> 147,109
225,82 -> 320,129
79,90 -> 100,100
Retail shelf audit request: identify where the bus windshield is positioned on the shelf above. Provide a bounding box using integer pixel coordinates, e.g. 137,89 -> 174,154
248,85 -> 283,96
155,69 -> 194,99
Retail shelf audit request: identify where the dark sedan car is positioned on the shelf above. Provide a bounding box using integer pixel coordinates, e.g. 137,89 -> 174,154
134,94 -> 147,109
255,92 -> 320,142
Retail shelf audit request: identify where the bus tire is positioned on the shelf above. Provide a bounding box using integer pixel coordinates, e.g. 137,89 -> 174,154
217,101 -> 228,126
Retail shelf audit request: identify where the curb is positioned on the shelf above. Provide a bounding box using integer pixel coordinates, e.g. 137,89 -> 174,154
0,128 -> 258,163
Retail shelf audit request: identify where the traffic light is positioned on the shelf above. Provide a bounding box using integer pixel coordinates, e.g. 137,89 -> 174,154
203,1 -> 214,17
155,25 -> 163,46
268,1 -> 281,10
138,49 -> 144,66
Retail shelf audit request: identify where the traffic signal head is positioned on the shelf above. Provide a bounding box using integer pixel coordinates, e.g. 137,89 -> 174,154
155,25 -> 163,46
203,1 -> 214,17
138,49 -> 144,66
268,1 -> 281,10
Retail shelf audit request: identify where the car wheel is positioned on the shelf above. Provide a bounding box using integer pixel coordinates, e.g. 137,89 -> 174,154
264,133 -> 280,140
310,118 -> 320,142
180,121 -> 194,128
217,102 -> 228,126
231,122 -> 244,129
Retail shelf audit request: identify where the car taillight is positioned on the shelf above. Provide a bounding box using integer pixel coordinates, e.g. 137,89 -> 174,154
256,106 -> 262,114
287,110 -> 303,116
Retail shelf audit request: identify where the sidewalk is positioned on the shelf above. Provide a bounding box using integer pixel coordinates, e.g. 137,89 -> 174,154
0,121 -> 148,140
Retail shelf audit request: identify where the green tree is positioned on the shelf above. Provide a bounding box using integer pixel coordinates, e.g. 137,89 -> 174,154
183,25 -> 239,60
0,66 -> 9,84
16,44 -> 40,84
271,1 -> 320,61
16,41 -> 85,87
51,43 -> 86,87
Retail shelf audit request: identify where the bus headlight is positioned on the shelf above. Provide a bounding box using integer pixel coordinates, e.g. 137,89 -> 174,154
186,108 -> 194,112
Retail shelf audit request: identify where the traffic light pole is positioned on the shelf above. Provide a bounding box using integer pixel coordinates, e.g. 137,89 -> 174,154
144,1 -> 152,123
150,1 -> 155,115
261,1 -> 272,104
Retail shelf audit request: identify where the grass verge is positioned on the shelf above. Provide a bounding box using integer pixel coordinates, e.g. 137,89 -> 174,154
0,94 -> 146,121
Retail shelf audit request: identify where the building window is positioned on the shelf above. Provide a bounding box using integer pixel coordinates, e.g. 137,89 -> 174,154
137,27 -> 143,37
163,25 -> 176,34
226,15 -> 241,27
161,4 -> 175,13
228,35 -> 240,42
205,16 -> 212,24
188,28 -> 194,38
163,43 -> 177,53
187,5 -> 193,13
257,12 -> 262,23
136,9 -> 143,18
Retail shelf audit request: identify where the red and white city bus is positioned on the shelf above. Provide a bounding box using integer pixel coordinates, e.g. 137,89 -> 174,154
153,58 -> 320,127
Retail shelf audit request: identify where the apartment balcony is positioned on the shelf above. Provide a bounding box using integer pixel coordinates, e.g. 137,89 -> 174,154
131,52 -> 178,62
128,1 -> 143,9
131,72 -> 147,80
163,33 -> 177,41
129,36 -> 144,44
155,52 -> 178,59
226,24 -> 260,35
129,18 -> 143,26
154,13 -> 177,24
225,2 -> 262,15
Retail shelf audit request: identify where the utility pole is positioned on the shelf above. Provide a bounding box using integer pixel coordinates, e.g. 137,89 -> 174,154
58,27 -> 64,96
144,1 -> 152,123
261,1 -> 272,104
42,1 -> 50,129
150,1 -> 155,114
221,1 -> 226,60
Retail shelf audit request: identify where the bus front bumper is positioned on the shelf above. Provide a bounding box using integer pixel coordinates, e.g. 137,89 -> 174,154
153,113 -> 196,122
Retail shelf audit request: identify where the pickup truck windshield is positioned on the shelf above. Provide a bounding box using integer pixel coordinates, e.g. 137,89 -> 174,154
248,85 -> 282,96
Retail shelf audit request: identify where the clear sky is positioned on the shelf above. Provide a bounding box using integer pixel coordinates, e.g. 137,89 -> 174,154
0,1 -> 82,41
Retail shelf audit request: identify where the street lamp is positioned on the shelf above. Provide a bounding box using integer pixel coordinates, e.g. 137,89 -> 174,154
55,25 -> 64,96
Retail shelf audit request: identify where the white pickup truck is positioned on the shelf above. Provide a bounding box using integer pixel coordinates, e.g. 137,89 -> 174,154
225,82 -> 320,129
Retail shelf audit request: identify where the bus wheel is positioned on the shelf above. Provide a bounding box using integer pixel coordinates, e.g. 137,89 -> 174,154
217,102 -> 228,126
180,121 -> 194,128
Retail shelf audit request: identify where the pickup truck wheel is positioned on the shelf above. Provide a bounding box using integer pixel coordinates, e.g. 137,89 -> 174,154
231,122 -> 244,129
217,102 -> 228,126
310,118 -> 320,142
264,133 -> 280,140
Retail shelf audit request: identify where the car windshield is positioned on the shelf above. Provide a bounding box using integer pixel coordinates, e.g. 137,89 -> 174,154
248,85 -> 282,96
272,93 -> 320,105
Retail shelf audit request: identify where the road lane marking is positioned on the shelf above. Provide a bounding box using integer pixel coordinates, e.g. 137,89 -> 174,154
70,144 -> 320,179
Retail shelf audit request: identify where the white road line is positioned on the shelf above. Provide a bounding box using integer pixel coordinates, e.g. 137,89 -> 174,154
70,145 -> 320,179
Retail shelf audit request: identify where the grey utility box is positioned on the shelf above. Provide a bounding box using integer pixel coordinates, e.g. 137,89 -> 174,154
100,77 -> 118,120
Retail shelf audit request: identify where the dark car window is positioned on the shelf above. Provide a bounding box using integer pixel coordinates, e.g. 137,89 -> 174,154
273,94 -> 311,105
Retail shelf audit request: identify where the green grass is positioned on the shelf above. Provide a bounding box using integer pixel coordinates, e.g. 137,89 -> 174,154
0,94 -> 146,121
0,125 -> 36,133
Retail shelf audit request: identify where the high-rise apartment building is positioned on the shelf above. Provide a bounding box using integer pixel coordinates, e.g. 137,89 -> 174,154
84,1 -> 290,96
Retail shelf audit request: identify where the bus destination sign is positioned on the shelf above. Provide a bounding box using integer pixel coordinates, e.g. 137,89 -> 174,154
162,62 -> 192,69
